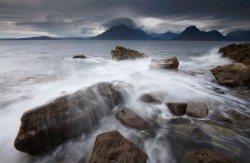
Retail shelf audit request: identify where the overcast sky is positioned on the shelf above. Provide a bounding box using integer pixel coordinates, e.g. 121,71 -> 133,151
0,0 -> 249,38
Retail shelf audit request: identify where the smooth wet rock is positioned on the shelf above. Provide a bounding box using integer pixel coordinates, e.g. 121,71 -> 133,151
88,131 -> 148,163
211,63 -> 250,87
111,46 -> 146,60
115,107 -> 149,130
186,102 -> 208,118
167,102 -> 187,116
219,43 -> 250,65
150,57 -> 179,69
73,55 -> 87,59
139,93 -> 162,104
193,149 -> 237,163
14,82 -> 124,155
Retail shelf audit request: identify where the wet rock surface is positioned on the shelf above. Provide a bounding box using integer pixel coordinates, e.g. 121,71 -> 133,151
115,107 -> 149,130
150,57 -> 179,69
186,102 -> 208,118
167,102 -> 187,116
73,55 -> 87,59
88,131 -> 148,163
14,82 -> 124,155
193,149 -> 237,163
211,63 -> 250,87
111,46 -> 146,60
166,102 -> 208,118
219,43 -> 250,65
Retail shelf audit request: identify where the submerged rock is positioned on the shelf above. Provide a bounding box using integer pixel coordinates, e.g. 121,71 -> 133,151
14,82 -> 124,155
73,55 -> 87,59
115,107 -> 149,130
111,46 -> 146,60
139,93 -> 162,104
193,149 -> 237,163
150,57 -> 179,70
165,118 -> 243,163
219,43 -> 250,65
166,102 -> 208,118
88,131 -> 148,163
211,63 -> 250,87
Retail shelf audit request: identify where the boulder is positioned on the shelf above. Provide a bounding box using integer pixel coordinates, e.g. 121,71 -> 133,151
139,93 -> 161,104
193,149 -> 237,163
73,55 -> 87,59
150,57 -> 179,69
219,43 -> 250,65
211,63 -> 250,87
14,82 -> 124,155
115,107 -> 149,130
186,102 -> 208,118
166,102 -> 187,116
166,102 -> 208,118
88,131 -> 148,163
111,46 -> 146,60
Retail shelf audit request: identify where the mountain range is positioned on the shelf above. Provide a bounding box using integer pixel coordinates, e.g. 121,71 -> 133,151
1,25 -> 250,41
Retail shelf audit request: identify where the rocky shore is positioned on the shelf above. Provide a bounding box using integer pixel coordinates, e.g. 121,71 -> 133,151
14,45 -> 250,163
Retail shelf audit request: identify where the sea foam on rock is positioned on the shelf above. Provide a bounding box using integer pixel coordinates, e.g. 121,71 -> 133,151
14,82 -> 125,155
88,131 -> 148,163
111,46 -> 146,60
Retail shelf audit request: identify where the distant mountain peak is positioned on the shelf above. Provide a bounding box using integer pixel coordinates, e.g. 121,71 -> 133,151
184,26 -> 200,33
91,24 -> 153,40
172,26 -> 226,41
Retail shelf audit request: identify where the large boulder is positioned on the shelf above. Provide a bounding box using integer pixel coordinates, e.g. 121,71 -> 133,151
211,63 -> 250,87
14,82 -> 124,155
88,131 -> 148,163
150,57 -> 179,70
193,149 -> 237,163
219,43 -> 250,65
111,46 -> 146,60
115,107 -> 149,130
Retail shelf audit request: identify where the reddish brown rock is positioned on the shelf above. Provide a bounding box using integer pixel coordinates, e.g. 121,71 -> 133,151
150,57 -> 179,69
116,107 -> 149,130
219,43 -> 250,65
186,102 -> 208,118
111,46 -> 146,60
14,82 -> 124,155
193,149 -> 237,163
167,102 -> 187,116
211,63 -> 250,87
88,131 -> 148,163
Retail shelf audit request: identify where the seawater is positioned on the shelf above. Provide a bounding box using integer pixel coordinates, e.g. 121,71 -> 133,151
0,40 -> 249,163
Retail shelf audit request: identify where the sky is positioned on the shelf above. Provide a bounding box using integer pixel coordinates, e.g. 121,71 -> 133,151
0,0 -> 250,38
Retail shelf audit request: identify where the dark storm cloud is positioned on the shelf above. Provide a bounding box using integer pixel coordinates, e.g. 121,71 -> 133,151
102,17 -> 142,29
0,0 -> 250,37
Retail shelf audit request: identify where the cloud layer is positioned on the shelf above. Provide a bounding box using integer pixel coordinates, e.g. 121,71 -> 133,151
0,0 -> 249,37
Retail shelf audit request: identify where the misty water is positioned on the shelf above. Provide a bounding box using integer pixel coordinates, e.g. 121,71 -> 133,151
0,40 -> 249,163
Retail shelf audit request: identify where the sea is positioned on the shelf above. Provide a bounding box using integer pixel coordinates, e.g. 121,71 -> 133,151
0,40 -> 249,163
